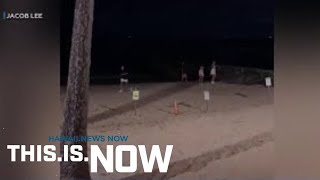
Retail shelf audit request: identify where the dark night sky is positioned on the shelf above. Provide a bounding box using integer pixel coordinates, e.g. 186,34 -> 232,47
93,0 -> 273,39
61,0 -> 274,83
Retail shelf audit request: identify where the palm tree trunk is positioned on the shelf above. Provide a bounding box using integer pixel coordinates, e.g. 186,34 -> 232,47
60,0 -> 94,180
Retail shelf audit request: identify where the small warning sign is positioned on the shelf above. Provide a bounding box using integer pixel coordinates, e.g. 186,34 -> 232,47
204,91 -> 210,101
265,77 -> 272,87
133,90 -> 140,100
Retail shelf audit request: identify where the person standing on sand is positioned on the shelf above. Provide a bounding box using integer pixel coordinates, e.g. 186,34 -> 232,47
210,61 -> 217,84
119,65 -> 129,92
181,62 -> 188,82
198,65 -> 205,84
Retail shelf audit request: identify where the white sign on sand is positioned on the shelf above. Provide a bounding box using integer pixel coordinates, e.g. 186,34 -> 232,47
133,90 -> 140,100
204,91 -> 210,101
265,77 -> 272,87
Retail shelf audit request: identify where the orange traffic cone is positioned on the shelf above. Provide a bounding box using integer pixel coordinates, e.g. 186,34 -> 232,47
173,100 -> 180,115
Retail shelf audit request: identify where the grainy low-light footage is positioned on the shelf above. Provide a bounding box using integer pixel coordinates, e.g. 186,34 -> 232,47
60,0 -> 274,179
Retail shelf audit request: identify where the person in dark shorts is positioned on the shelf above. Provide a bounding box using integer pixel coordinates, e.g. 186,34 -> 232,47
198,65 -> 204,84
210,61 -> 217,84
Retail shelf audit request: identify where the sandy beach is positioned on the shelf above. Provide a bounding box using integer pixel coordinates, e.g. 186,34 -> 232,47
60,82 -> 274,179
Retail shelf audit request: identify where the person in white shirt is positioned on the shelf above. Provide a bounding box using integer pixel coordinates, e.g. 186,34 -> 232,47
198,65 -> 204,84
210,61 -> 217,84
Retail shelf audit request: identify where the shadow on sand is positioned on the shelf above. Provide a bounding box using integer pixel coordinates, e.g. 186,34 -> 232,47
120,132 -> 273,180
89,83 -> 195,123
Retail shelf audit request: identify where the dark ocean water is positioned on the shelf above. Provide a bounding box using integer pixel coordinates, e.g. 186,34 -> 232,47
60,38 -> 273,85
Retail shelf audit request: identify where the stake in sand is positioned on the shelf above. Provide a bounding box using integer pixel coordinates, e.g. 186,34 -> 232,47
173,100 -> 180,115
204,90 -> 210,112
